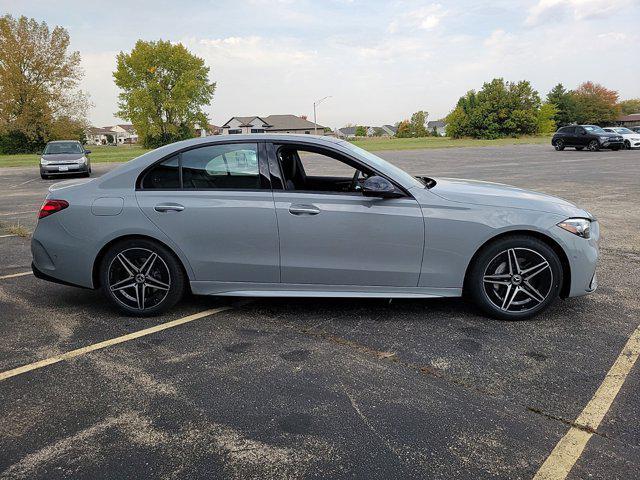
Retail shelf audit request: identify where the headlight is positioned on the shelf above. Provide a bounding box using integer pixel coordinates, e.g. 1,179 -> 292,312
40,158 -> 50,165
598,136 -> 609,142
78,156 -> 87,164
557,218 -> 591,239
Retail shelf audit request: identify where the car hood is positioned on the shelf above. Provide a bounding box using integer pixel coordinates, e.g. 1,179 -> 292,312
428,177 -> 591,217
41,153 -> 85,161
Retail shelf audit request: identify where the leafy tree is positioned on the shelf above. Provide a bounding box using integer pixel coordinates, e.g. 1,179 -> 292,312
445,78 -> 541,139
114,40 -> 216,148
571,81 -> 620,125
355,125 -> 367,136
537,102 -> 558,134
546,83 -> 576,127
618,98 -> 640,115
0,15 -> 89,153
395,120 -> 411,138
410,110 -> 428,137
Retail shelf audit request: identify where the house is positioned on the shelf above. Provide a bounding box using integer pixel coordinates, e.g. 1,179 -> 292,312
337,127 -> 357,139
85,124 -> 138,145
427,120 -> 447,136
616,113 -> 640,127
221,114 -> 325,135
194,124 -> 221,137
337,124 -> 397,139
380,125 -> 397,136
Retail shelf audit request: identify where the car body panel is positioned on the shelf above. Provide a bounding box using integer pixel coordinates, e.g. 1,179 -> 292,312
31,134 -> 599,302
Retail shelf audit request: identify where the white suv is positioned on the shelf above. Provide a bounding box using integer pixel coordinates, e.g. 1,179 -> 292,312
602,127 -> 640,150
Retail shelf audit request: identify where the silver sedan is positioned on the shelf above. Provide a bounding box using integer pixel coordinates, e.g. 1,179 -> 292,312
31,134 -> 599,320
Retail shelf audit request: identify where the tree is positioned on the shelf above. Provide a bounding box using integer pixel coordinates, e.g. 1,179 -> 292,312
355,125 -> 367,136
0,15 -> 89,153
546,83 -> 577,127
113,40 -> 216,148
410,110 -> 428,137
618,98 -> 640,115
445,78 -> 541,139
395,120 -> 411,138
571,82 -> 620,125
537,102 -> 558,135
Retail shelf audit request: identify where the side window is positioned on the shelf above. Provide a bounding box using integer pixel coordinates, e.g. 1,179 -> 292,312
182,143 -> 260,189
141,155 -> 180,189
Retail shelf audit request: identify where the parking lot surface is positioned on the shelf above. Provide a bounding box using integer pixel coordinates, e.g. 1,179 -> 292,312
1,144 -> 639,479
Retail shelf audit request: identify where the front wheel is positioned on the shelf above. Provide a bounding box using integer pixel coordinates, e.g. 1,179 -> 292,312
467,236 -> 563,320
99,238 -> 185,316
624,140 -> 631,150
554,139 -> 565,151
587,140 -> 600,152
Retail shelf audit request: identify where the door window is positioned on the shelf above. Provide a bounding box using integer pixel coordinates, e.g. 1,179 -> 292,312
141,155 -> 180,189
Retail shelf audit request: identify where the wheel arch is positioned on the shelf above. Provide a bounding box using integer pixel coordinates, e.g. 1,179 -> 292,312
463,229 -> 571,298
92,234 -> 191,291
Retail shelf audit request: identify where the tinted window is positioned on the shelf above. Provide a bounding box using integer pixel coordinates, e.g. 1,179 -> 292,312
559,127 -> 574,134
182,143 -> 260,189
141,155 -> 180,189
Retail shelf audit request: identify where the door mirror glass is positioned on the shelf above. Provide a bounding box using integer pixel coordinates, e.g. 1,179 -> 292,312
84,149 -> 91,155
362,175 -> 403,198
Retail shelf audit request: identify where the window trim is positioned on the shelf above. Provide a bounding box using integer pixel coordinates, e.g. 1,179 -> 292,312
266,140 -> 410,198
136,140 -> 271,191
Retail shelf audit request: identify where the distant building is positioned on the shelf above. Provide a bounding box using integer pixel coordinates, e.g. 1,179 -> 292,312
427,120 -> 447,136
194,124 -> 221,137
86,124 -> 138,145
336,124 -> 397,139
616,113 -> 640,127
221,114 -> 325,135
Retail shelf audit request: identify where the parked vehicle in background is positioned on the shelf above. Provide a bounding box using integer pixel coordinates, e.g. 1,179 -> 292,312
31,134 -> 599,321
630,126 -> 640,134
552,125 -> 624,151
40,141 -> 92,179
602,127 -> 640,149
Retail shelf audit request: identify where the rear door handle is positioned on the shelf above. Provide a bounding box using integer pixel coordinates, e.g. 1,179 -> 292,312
289,204 -> 320,215
154,204 -> 185,213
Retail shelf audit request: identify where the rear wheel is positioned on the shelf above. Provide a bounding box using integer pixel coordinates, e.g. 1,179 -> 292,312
587,140 -> 600,152
554,139 -> 565,151
467,236 -> 563,320
99,238 -> 185,316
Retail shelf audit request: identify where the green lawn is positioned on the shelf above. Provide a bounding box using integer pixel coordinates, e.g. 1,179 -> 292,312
0,136 -> 551,168
0,145 -> 150,168
351,135 -> 551,151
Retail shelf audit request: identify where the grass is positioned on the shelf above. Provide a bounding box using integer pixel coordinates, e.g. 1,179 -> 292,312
0,136 -> 552,168
351,135 -> 551,151
0,145 -> 150,168
0,221 -> 30,237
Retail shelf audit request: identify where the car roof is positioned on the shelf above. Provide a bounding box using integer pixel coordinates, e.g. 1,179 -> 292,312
167,133 -> 347,148
46,140 -> 82,144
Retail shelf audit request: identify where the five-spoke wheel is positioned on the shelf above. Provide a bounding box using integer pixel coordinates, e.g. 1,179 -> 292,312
467,236 -> 562,320
100,239 -> 185,315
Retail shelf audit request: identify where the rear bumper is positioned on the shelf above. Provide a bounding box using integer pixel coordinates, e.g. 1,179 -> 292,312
31,261 -> 89,289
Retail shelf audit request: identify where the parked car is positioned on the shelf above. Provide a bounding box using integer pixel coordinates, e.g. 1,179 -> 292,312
31,135 -> 599,320
630,126 -> 640,134
552,125 -> 624,151
40,140 -> 92,179
602,127 -> 640,149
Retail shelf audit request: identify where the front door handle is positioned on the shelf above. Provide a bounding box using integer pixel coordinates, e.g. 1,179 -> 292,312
154,204 -> 185,213
289,204 -> 320,215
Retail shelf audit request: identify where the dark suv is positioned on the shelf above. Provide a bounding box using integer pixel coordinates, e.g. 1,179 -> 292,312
552,125 -> 624,152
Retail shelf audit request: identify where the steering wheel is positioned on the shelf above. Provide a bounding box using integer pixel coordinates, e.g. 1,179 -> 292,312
350,169 -> 361,192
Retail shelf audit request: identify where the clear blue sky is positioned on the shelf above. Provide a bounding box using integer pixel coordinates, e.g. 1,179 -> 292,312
3,0 -> 639,128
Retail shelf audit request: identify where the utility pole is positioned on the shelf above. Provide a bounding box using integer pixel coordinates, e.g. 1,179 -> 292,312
313,96 -> 332,135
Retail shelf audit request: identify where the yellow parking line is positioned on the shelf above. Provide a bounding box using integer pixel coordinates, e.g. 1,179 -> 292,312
533,323 -> 640,479
0,271 -> 33,280
0,307 -> 231,382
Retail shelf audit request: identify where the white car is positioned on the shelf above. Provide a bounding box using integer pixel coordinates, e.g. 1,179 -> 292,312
602,127 -> 640,149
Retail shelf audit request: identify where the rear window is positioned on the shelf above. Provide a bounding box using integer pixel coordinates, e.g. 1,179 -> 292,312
558,127 -> 574,134
141,155 -> 180,189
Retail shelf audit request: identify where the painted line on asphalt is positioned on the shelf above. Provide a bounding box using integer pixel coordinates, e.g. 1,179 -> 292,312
9,178 -> 39,188
0,271 -> 33,280
0,306 -> 232,382
533,322 -> 640,480
0,234 -> 17,238
0,211 -> 36,217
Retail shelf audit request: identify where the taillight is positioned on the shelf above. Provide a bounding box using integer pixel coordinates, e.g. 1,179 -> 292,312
38,199 -> 69,219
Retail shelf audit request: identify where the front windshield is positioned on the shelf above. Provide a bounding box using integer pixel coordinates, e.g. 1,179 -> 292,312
614,127 -> 633,134
584,126 -> 605,134
43,142 -> 84,155
340,142 -> 424,188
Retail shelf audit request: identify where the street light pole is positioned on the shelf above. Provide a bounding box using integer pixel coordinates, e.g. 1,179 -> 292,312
313,96 -> 331,135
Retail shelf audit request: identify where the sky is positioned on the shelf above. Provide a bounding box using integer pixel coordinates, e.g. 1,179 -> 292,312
2,0 -> 639,129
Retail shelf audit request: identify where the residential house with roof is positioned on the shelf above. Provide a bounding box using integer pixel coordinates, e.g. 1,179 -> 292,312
221,114 -> 325,135
86,124 -> 138,145
336,124 -> 397,139
427,120 -> 447,136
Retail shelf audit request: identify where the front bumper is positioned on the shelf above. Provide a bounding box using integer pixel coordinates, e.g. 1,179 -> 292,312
41,164 -> 89,175
600,140 -> 624,149
563,220 -> 600,298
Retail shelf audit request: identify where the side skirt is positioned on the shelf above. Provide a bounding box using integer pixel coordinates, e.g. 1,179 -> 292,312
190,281 -> 461,298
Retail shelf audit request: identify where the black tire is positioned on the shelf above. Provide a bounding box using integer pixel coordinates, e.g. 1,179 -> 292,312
587,140 -> 600,152
99,238 -> 185,316
466,235 -> 563,321
624,140 -> 631,150
40,173 -> 48,179
554,139 -> 565,151
575,147 -> 584,151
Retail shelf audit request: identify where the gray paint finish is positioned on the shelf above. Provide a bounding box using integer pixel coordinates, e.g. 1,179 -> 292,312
31,134 -> 599,302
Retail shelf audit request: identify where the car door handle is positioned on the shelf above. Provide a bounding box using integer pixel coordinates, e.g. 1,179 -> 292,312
154,204 -> 185,212
289,204 -> 320,215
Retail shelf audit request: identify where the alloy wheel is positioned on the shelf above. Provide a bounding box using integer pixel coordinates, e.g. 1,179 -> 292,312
107,247 -> 171,311
482,247 -> 553,313
554,140 -> 564,151
588,140 -> 599,152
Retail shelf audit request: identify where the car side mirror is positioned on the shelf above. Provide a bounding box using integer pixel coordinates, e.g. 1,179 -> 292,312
362,175 -> 403,198
84,149 -> 91,155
